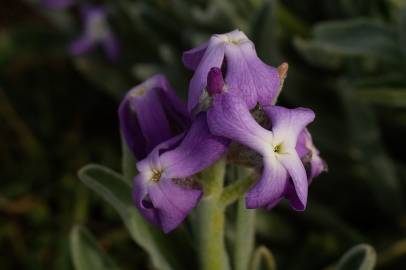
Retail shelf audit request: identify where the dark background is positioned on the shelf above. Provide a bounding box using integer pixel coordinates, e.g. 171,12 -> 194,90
1,0 -> 405,269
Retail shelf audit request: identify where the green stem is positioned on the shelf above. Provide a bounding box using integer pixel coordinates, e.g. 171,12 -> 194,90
234,198 -> 256,270
196,158 -> 230,270
220,172 -> 256,207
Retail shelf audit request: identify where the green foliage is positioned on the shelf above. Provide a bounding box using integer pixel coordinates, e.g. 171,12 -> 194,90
77,164 -> 186,270
250,246 -> 276,270
70,225 -> 121,270
2,0 -> 406,269
335,244 -> 377,270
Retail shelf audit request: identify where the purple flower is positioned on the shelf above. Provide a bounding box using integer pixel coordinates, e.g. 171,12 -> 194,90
69,5 -> 120,61
132,114 -> 228,233
119,75 -> 190,161
207,92 -> 315,210
182,30 -> 280,112
264,129 -> 327,210
41,0 -> 73,9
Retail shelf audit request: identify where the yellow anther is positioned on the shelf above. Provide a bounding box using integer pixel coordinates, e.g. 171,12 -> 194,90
150,169 -> 162,182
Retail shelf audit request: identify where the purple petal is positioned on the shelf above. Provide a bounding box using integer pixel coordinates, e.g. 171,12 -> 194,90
132,173 -> 202,233
119,75 -> 190,160
263,106 -> 315,149
284,182 -> 306,211
119,97 -> 148,159
148,177 -> 202,233
297,129 -> 327,181
246,156 -> 288,209
295,129 -> 311,158
224,41 -> 280,108
102,34 -> 120,62
277,153 -> 308,209
160,113 -> 229,178
310,153 -> 327,181
132,173 -> 160,226
187,37 -> 225,111
158,77 -> 191,129
133,88 -> 173,151
207,93 -> 271,154
69,36 -> 95,56
136,133 -> 184,173
182,41 -> 208,70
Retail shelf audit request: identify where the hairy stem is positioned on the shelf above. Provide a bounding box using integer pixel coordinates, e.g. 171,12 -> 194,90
234,198 -> 256,270
220,172 -> 256,207
195,158 -> 230,270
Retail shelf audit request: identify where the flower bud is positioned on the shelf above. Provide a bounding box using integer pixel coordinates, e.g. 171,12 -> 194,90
206,67 -> 225,95
119,75 -> 190,160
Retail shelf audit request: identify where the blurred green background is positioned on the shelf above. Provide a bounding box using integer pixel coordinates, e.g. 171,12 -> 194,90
1,0 -> 406,269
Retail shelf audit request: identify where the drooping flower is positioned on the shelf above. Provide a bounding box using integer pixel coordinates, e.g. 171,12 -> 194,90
132,114 -> 228,232
182,30 -> 280,112
207,92 -> 315,210
119,75 -> 190,161
69,5 -> 120,61
41,0 -> 73,9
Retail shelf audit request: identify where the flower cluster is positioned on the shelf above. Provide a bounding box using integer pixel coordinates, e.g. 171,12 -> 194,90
119,30 -> 326,233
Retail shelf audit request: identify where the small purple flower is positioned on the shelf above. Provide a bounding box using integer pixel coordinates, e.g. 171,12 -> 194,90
69,5 -> 120,61
119,75 -> 190,161
133,114 -> 228,233
183,30 -> 280,112
41,0 -> 73,10
265,129 -> 327,210
207,92 -> 315,210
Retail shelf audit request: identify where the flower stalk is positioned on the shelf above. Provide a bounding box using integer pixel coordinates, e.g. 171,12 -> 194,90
234,198 -> 256,270
195,158 -> 230,270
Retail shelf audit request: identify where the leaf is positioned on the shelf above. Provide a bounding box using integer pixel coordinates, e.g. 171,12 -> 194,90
250,246 -> 277,270
294,37 -> 345,68
249,0 -> 284,64
397,6 -> 406,57
78,164 -> 182,270
295,19 -> 403,66
335,244 -> 376,270
339,84 -> 404,216
356,88 -> 406,108
313,19 -> 401,62
70,225 -> 120,270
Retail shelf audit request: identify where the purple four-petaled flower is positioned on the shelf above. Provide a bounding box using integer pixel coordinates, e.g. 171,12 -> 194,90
207,90 -> 314,210
132,114 -> 228,232
183,30 -> 280,112
69,4 -> 120,61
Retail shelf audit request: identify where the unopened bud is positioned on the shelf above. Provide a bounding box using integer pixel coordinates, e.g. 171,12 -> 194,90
207,67 -> 225,95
